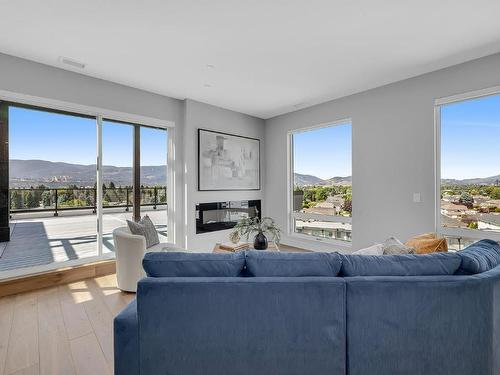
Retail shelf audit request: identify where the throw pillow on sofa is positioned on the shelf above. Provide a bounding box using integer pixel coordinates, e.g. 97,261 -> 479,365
382,237 -> 415,255
404,232 -> 448,254
352,243 -> 384,255
126,215 -> 160,248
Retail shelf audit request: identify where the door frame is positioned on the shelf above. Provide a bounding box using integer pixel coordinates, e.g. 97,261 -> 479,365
0,90 -> 176,280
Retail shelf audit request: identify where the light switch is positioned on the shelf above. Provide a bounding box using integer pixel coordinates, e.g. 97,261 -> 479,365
413,192 -> 421,203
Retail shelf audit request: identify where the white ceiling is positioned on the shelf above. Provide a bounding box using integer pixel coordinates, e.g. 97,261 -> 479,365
1,1 -> 500,119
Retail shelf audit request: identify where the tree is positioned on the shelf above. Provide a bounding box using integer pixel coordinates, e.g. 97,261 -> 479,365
491,187 -> 500,200
11,191 -> 23,209
25,191 -> 38,208
314,188 -> 328,202
341,193 -> 352,214
468,221 -> 478,229
41,191 -> 52,207
459,192 -> 474,209
342,199 -> 352,215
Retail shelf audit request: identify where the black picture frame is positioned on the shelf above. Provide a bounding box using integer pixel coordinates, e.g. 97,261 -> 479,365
198,128 -> 261,191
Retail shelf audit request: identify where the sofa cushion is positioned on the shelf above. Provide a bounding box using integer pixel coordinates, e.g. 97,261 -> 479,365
340,252 -> 461,276
245,250 -> 342,277
143,252 -> 245,277
456,239 -> 500,275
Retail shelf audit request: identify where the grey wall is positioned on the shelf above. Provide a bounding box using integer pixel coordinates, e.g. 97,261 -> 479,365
183,99 -> 265,251
0,52 -> 187,247
4,50 -> 500,253
0,53 -> 267,252
0,53 -> 183,122
264,52 -> 500,251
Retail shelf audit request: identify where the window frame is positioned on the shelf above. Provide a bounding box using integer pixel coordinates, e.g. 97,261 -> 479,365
0,90 -> 176,280
434,86 -> 500,243
287,118 -> 353,247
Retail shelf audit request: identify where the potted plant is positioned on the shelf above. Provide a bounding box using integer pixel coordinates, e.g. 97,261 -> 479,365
229,217 -> 281,250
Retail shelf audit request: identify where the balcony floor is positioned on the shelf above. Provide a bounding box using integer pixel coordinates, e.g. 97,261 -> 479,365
0,208 -> 167,273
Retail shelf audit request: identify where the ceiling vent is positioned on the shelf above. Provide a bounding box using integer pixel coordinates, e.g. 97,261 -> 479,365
59,56 -> 86,69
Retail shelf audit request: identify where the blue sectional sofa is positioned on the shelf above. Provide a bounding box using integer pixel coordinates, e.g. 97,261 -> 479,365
114,239 -> 500,375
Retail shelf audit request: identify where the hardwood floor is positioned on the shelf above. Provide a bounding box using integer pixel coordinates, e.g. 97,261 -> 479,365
0,274 -> 134,375
0,260 -> 116,298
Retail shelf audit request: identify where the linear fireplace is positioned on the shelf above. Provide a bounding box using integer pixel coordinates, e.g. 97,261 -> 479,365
195,200 -> 261,234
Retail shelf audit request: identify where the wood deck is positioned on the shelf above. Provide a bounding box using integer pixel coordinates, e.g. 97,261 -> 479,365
0,273 -> 134,375
0,209 -> 167,273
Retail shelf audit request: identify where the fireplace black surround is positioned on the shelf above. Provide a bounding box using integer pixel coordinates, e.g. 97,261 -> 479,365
195,200 -> 261,234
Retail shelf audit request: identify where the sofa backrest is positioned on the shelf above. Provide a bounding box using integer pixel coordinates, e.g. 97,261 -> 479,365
142,239 -> 500,279
143,250 -> 344,278
142,251 -> 245,277
137,276 -> 346,375
455,239 -> 500,274
245,250 -> 342,277
340,252 -> 461,277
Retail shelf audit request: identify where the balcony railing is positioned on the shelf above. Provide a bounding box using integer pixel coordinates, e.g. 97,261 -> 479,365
9,186 -> 167,216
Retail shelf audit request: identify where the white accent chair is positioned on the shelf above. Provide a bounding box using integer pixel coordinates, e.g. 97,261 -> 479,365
113,226 -> 182,292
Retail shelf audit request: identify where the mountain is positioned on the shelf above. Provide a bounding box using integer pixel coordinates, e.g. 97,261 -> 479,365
441,175 -> 500,186
294,173 -> 351,186
294,173 -> 326,186
294,171 -> 499,187
324,176 -> 352,186
9,159 -> 167,187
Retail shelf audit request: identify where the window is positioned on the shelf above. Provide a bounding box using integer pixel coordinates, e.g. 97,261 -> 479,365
437,91 -> 500,245
290,120 -> 352,243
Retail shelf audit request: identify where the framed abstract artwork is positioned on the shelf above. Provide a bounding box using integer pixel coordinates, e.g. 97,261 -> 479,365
198,129 -> 260,191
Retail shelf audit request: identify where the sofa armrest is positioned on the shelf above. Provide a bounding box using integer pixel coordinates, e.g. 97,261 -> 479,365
114,299 -> 139,375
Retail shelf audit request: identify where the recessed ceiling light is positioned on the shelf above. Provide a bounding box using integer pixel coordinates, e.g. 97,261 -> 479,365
206,64 -> 215,69
58,56 -> 86,69
204,83 -> 212,88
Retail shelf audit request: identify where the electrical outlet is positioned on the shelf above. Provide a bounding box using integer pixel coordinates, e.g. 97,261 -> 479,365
413,192 -> 421,203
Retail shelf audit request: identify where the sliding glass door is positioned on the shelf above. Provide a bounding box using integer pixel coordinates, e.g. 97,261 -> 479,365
100,120 -> 168,251
140,126 -> 168,242
101,120 -> 134,253
0,101 -> 172,278
3,105 -> 98,272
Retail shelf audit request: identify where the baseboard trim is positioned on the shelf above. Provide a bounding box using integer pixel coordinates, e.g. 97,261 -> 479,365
0,260 -> 116,297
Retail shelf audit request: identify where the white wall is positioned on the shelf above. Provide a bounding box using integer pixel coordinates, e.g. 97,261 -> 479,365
183,99 -> 265,251
264,52 -> 500,251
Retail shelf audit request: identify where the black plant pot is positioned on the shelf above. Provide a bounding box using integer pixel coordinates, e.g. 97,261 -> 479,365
253,232 -> 268,250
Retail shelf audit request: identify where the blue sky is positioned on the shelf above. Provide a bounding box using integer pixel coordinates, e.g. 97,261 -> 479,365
441,94 -> 500,179
9,106 -> 167,167
293,122 -> 352,179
